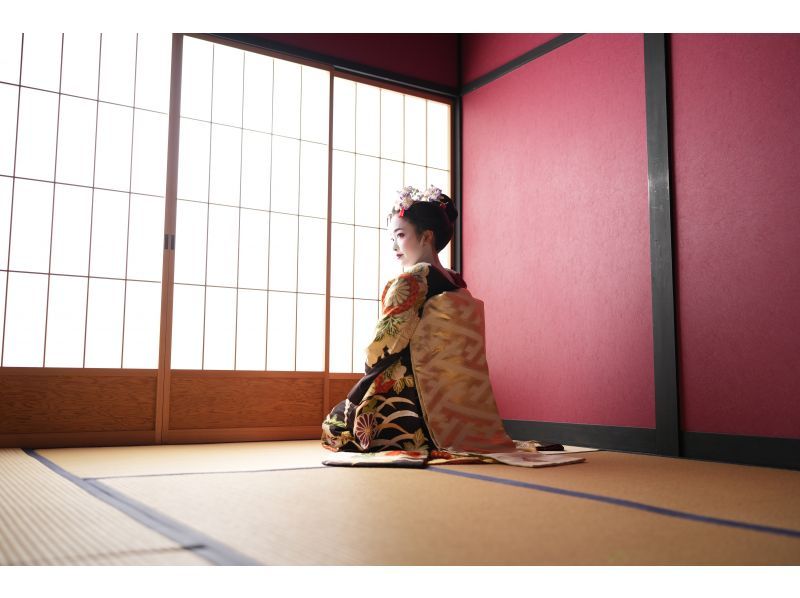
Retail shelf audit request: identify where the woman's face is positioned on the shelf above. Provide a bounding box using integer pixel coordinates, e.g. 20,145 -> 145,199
388,215 -> 431,268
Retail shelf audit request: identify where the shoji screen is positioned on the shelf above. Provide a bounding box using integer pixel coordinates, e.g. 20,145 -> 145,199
328,77 -> 452,374
0,33 -> 170,369
171,37 -> 329,373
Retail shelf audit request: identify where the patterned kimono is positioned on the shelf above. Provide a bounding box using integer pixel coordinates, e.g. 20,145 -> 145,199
321,263 -> 459,453
321,262 -> 587,469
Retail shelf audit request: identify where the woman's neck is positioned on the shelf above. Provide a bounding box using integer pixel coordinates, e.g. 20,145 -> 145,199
414,246 -> 443,270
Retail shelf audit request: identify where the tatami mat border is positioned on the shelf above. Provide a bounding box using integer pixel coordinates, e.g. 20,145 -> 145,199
86,465 -> 328,481
427,466 -> 800,541
24,449 -> 260,566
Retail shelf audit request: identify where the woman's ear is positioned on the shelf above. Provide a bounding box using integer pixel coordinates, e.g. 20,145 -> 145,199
422,230 -> 434,247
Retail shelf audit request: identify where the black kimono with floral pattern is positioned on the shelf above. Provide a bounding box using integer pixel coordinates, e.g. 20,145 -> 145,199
321,262 -> 466,453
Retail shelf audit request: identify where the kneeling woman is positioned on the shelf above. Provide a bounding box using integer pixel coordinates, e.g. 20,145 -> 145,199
321,186 -> 583,468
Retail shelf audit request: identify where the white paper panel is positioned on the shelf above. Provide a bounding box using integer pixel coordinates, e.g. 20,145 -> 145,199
204,285 -> 236,370
0,34 -> 22,85
84,277 -> 124,368
134,33 -> 172,113
266,290 -> 296,371
353,299 -> 379,373
174,199 -> 207,285
208,125 -> 242,206
127,194 -> 165,282
272,59 -> 301,139
98,33 -> 137,106
122,280 -> 161,368
20,33 -> 62,93
94,102 -> 133,192
55,95 -> 97,187
61,33 -> 100,99
0,177 -> 10,268
235,288 -> 267,370
332,77 -> 355,152
50,184 -> 92,276
180,36 -> 212,121
206,203 -> 239,288
353,226 -> 379,300
295,293 -> 325,372
426,100 -> 450,170
243,51 -> 273,133
404,163 -> 426,190
379,159 -> 403,226
331,150 -> 354,224
300,66 -> 329,144
131,109 -> 168,197
270,136 -> 299,214
89,189 -> 128,279
8,178 -> 52,274
211,43 -> 243,128
267,212 -> 298,292
45,275 -> 88,367
3,272 -> 48,366
404,94 -> 426,166
170,283 -> 204,369
330,223 -> 353,298
298,141 -> 328,219
355,83 -> 379,157
209,124 -> 241,207
328,297 -> 352,373
177,118 -> 210,202
0,84 -> 18,176
237,209 -> 270,290
354,154 -> 379,227
15,87 -> 58,181
296,216 -> 327,294
240,129 -> 271,211
380,89 -> 403,160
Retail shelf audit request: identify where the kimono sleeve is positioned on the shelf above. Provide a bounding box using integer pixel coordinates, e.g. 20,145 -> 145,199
364,263 -> 430,368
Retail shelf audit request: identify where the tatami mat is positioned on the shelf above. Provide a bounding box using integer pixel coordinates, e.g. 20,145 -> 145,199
0,448 -> 206,566
440,451 -> 800,532
101,467 -> 800,565
36,440 -> 596,480
36,440 -> 331,479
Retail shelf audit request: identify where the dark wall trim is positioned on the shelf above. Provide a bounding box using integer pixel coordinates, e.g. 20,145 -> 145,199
505,420 -> 800,471
644,34 -> 681,457
682,432 -> 800,471
503,420 -> 657,454
211,33 -> 459,99
461,34 -> 585,95
453,34 -> 463,272
453,97 -> 462,272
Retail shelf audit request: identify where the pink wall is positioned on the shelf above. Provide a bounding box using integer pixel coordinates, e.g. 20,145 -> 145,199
462,34 -> 653,428
669,34 -> 800,438
253,34 -> 459,90
461,34 -> 561,84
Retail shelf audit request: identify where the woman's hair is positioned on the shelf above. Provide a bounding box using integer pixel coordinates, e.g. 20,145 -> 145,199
388,193 -> 458,252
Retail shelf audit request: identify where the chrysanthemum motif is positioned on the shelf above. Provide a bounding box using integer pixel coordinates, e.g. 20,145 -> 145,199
354,412 -> 376,449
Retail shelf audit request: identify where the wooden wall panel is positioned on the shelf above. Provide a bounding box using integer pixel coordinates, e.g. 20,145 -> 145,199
168,373 -> 324,430
0,370 -> 157,435
327,376 -> 361,413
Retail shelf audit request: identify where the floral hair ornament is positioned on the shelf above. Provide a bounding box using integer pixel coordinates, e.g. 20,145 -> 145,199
394,185 -> 446,217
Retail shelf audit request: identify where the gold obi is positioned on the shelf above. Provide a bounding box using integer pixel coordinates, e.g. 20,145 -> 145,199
410,288 -> 518,454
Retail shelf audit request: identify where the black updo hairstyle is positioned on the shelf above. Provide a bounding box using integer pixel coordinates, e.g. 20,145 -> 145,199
388,193 -> 459,252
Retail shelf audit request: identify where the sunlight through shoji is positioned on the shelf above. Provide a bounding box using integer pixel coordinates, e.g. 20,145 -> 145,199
172,36 -> 330,372
330,78 -> 452,373
0,33 -> 170,368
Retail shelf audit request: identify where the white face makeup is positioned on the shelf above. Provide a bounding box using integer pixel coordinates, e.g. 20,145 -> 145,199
388,214 -> 431,268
